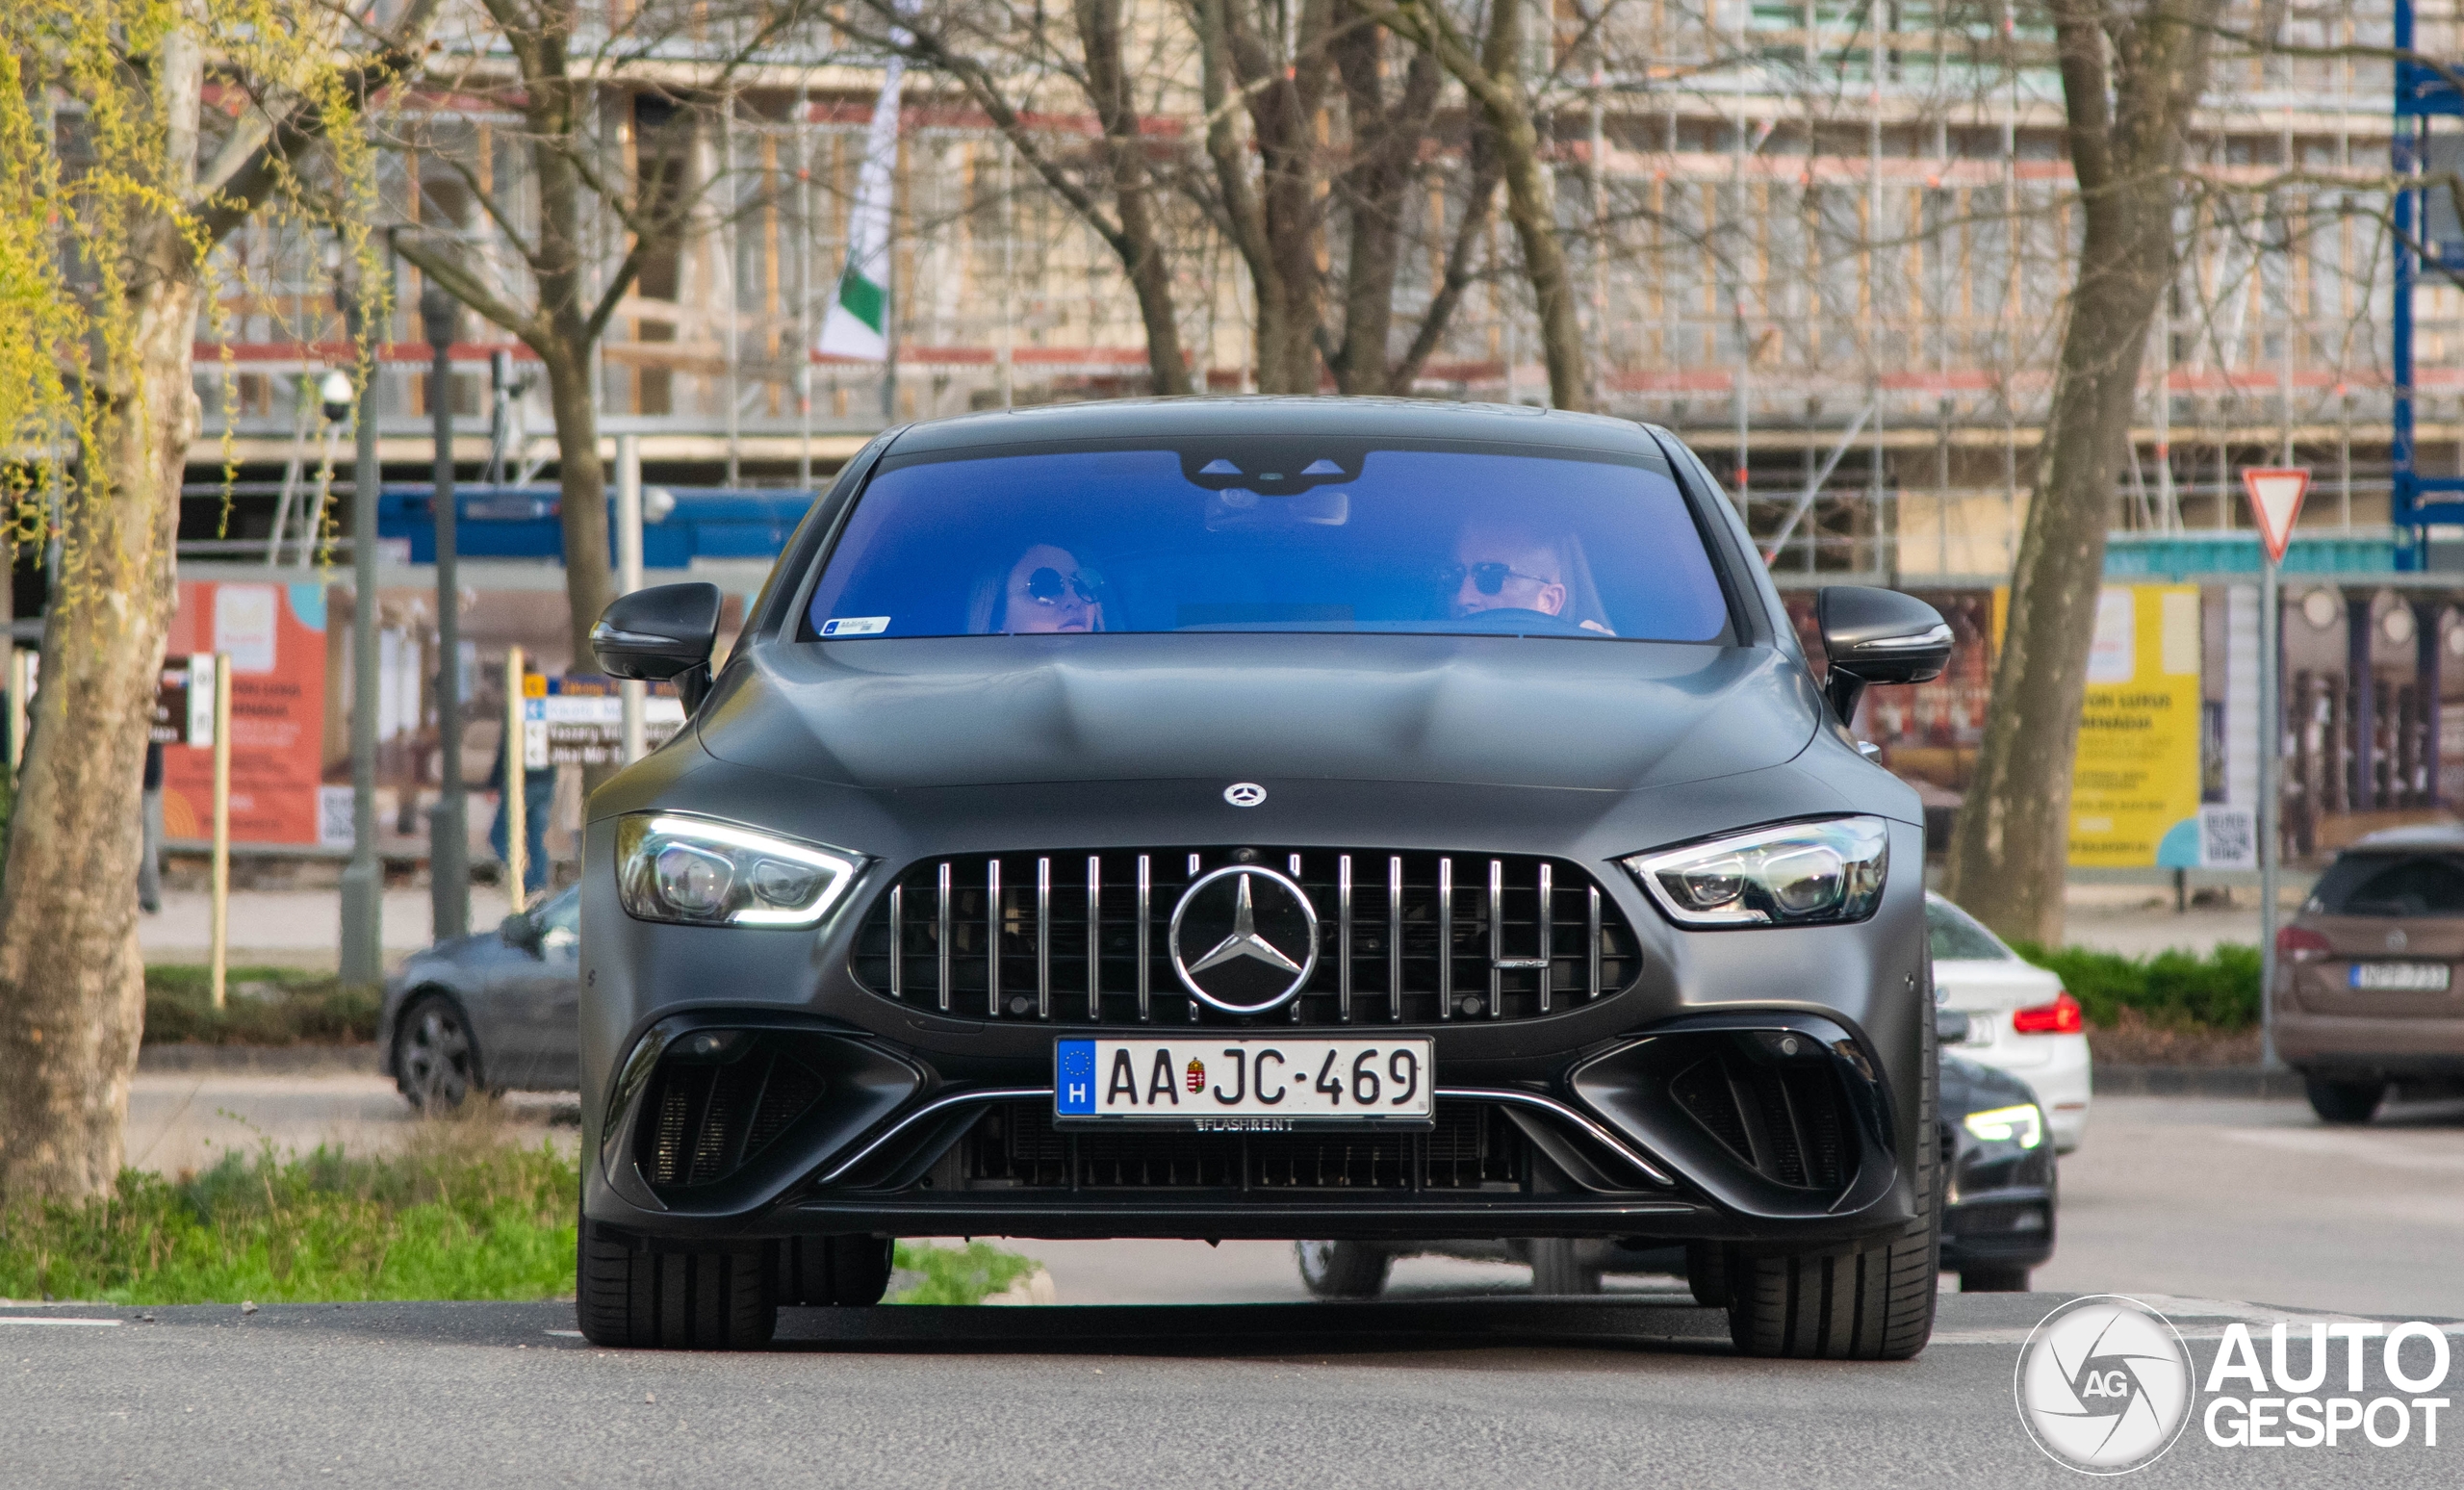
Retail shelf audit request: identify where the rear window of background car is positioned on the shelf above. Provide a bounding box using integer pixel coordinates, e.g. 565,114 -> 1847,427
1926,898 -> 2014,962
2306,853 -> 2464,916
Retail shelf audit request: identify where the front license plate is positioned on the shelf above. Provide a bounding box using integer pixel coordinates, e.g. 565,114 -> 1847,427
1055,1038 -> 1434,1128
2350,962 -> 2451,991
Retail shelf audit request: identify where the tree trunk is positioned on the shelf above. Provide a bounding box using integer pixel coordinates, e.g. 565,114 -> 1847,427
1941,0 -> 2221,943
1077,0 -> 1193,396
1196,0 -> 1335,397
1384,0 -> 1587,410
541,342 -> 616,670
1329,9 -> 1440,396
0,269 -> 197,1201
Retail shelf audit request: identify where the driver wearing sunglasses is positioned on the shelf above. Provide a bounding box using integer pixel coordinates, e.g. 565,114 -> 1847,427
997,543 -> 1105,633
1442,524 -> 1569,621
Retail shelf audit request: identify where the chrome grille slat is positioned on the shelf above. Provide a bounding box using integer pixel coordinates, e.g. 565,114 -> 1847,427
1085,855 -> 1101,1023
856,847 -> 1640,1026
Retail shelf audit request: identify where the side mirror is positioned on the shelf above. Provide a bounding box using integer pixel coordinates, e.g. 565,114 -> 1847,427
1816,586 -> 1953,725
1935,1008 -> 1971,1044
591,581 -> 722,712
500,911 -> 544,956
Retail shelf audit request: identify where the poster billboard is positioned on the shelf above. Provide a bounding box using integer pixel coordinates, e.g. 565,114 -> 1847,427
2067,584 -> 2205,868
161,581 -> 328,844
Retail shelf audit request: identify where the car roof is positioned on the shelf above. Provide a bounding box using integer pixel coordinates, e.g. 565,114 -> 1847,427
882,396 -> 1664,462
2343,822 -> 2464,852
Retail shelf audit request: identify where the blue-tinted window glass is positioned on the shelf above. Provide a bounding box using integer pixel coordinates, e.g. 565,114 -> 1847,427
805,447 -> 1729,643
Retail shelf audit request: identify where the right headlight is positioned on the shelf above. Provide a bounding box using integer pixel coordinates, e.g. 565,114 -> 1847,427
616,812 -> 864,928
1621,816 -> 1888,928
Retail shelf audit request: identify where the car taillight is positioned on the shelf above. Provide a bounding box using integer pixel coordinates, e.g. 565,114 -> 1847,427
2012,989 -> 2083,1036
2276,926 -> 2332,963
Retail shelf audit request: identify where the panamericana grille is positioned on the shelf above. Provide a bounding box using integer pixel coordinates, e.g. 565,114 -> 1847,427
848,847 -> 1643,1025
962,1100 -> 1525,1191
1668,1054 -> 1853,1192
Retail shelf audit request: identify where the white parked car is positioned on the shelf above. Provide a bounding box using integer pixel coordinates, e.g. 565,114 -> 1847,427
1926,892 -> 2092,1152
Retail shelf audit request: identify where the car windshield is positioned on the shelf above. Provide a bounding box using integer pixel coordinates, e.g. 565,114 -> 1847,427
802,444 -> 1730,643
2308,852 -> 2464,916
1926,897 -> 2014,962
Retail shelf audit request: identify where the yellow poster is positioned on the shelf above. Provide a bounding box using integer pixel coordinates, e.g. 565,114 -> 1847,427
2067,584 -> 2203,868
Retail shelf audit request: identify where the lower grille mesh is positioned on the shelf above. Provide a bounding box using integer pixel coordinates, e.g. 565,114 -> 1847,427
961,1101 -> 1525,1191
641,1042 -> 833,1189
1669,1053 -> 1853,1193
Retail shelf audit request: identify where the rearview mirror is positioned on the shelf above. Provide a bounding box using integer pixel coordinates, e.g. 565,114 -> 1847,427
1816,586 -> 1952,724
591,581 -> 722,711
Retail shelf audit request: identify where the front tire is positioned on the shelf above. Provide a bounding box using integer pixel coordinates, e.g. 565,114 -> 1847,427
1295,1241 -> 1391,1299
577,1212 -> 777,1349
1725,1032 -> 1941,1360
2305,1076 -> 2386,1125
394,993 -> 479,1112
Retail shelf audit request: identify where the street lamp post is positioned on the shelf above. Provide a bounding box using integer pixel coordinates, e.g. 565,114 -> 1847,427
337,279 -> 383,986
423,286 -> 469,938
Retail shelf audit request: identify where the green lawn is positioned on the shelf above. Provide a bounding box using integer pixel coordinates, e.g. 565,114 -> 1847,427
0,1117 -> 1038,1307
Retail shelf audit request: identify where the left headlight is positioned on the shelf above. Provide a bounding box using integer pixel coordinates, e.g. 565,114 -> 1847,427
1621,816 -> 1888,928
1962,1103 -> 2044,1150
616,813 -> 865,928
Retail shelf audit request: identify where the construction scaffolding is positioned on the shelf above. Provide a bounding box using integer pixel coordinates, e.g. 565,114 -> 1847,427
180,0 -> 2461,588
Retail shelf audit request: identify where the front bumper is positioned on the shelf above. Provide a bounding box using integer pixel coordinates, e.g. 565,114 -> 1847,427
578,1006 -> 1927,1251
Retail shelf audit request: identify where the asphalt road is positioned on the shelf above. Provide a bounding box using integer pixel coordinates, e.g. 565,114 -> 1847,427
76,1079 -> 2464,1486
5,1293 -> 2458,1489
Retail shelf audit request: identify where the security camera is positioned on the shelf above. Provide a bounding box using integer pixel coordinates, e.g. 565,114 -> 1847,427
319,370 -> 355,424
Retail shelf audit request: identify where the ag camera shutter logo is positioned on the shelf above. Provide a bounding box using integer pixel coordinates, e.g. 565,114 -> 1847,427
2015,1296 -> 2196,1475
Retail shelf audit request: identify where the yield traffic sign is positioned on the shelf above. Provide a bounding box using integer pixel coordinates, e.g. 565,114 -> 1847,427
2241,467 -> 2311,564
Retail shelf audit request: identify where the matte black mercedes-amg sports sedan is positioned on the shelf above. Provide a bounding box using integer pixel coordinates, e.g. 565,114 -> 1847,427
575,398 -> 1953,1355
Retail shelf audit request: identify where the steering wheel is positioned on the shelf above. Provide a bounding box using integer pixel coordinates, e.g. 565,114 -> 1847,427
1443,607 -> 1594,637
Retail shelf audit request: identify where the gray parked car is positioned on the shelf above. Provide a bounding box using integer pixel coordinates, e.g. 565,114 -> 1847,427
377,886 -> 581,1109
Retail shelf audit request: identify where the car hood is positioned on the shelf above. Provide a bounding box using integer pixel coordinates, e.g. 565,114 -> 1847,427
697,633 -> 1822,794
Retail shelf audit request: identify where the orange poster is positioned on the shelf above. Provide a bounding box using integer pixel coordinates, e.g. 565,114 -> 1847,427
161,580 -> 329,845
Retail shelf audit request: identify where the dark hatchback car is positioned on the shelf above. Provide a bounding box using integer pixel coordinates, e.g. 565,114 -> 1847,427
379,886 -> 582,1108
576,398 -> 1954,1355
2276,825 -> 2464,1123
1295,1044 -> 2055,1297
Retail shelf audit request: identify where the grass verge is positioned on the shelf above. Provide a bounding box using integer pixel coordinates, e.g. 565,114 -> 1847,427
142,965 -> 378,1045
2,1117 -> 1038,1307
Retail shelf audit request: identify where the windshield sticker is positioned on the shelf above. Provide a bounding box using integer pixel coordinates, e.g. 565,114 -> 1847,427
820,616 -> 890,637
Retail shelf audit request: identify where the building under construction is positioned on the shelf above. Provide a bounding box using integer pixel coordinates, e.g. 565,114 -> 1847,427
62,0 -> 2464,869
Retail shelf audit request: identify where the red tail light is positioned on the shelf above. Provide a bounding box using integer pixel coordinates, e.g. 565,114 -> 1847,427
2276,926 -> 2332,963
2012,989 -> 2083,1036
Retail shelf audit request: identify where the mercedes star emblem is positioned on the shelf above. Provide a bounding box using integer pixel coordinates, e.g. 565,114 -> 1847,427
1223,782 -> 1267,808
1168,864 -> 1321,1014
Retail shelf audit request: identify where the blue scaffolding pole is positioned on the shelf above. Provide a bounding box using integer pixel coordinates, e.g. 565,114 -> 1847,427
2394,0 -> 2464,566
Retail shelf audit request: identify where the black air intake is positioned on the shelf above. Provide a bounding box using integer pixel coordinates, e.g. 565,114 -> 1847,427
638,1032 -> 832,1190
1668,1051 -> 1852,1192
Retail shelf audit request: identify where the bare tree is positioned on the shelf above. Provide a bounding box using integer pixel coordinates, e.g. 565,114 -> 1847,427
1941,0 -> 2225,944
387,0 -> 818,673
1375,0 -> 1588,410
0,0 -> 438,1203
864,0 -> 1195,395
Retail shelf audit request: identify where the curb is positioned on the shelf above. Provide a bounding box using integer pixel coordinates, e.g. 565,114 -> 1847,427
137,1043 -> 381,1076
2091,1064 -> 2306,1099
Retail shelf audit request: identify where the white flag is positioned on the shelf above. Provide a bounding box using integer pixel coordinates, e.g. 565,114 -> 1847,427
817,39 -> 906,362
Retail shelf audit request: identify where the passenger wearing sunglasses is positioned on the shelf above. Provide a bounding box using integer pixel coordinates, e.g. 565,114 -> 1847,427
1443,524 -> 1570,621
994,543 -> 1104,633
